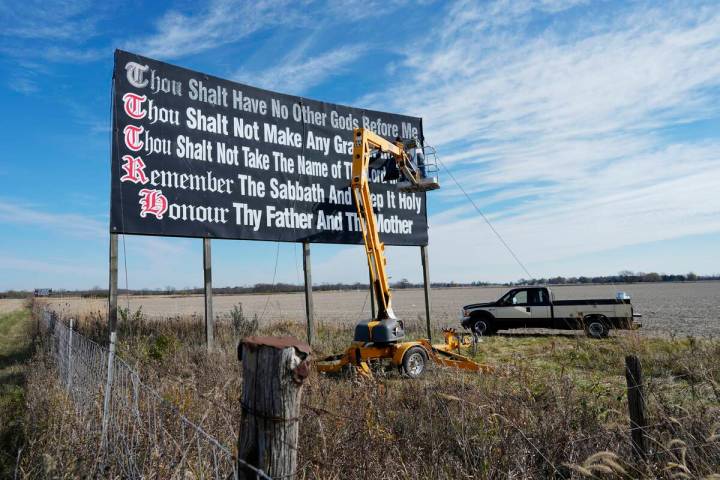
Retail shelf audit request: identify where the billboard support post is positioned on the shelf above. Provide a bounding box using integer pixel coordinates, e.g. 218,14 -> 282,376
108,233 -> 118,334
302,242 -> 314,346
420,245 -> 432,342
203,238 -> 214,351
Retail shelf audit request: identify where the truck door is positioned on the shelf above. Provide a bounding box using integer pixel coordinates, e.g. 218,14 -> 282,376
494,289 -> 532,327
528,289 -> 552,327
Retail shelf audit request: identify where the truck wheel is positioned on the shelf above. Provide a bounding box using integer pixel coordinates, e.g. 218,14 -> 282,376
472,318 -> 495,336
585,317 -> 609,339
402,346 -> 428,378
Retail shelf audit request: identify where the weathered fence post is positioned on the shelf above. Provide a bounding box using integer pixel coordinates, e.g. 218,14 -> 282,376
101,332 -> 117,452
237,336 -> 311,480
67,318 -> 74,392
625,355 -> 648,459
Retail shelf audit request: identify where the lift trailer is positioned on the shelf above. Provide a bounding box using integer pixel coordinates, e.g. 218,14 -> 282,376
316,128 -> 492,378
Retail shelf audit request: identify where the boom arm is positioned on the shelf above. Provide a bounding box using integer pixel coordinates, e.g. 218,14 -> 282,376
351,128 -> 435,321
315,131 -> 493,376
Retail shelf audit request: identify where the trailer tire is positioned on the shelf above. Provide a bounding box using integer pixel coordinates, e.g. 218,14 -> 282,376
585,316 -> 609,339
471,316 -> 496,336
402,346 -> 428,378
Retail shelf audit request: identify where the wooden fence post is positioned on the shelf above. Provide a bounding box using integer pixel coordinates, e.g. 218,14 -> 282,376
625,355 -> 648,460
237,336 -> 311,480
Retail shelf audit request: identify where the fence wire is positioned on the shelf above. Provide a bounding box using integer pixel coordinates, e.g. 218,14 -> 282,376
41,310 -> 270,480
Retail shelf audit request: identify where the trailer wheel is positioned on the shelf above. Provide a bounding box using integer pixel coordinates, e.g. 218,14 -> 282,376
585,317 -> 609,339
472,317 -> 495,336
402,347 -> 428,378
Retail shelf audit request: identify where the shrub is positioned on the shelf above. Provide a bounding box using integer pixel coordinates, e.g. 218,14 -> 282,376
229,303 -> 258,338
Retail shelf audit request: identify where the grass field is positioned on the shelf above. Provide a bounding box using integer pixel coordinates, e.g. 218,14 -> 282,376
5,284 -> 720,477
0,304 -> 32,478
13,297 -> 720,478
36,281 -> 720,337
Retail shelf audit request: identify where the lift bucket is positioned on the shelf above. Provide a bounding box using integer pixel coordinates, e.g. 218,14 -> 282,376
397,144 -> 440,192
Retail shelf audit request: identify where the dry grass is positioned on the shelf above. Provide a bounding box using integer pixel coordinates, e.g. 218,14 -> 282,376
17,301 -> 720,479
0,299 -> 28,316
0,303 -> 34,478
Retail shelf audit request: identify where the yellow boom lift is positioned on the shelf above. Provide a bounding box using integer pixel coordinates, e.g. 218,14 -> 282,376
316,128 -> 492,378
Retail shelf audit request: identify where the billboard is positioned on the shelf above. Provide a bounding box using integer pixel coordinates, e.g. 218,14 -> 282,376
111,50 -> 428,246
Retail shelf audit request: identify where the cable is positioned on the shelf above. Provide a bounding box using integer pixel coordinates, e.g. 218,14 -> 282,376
258,241 -> 281,322
434,152 -> 534,281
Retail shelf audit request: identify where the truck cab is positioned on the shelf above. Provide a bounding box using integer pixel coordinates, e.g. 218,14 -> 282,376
460,286 -> 641,338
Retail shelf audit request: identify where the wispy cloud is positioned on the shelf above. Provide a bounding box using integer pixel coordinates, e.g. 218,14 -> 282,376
353,0 -> 720,279
0,0 -> 99,41
7,75 -> 40,94
233,43 -> 364,94
0,256 -> 98,277
0,0 -> 106,96
0,200 -> 105,238
125,0 -> 297,59
0,199 -> 189,258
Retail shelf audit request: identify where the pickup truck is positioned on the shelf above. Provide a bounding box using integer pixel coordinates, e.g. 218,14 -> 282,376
460,286 -> 641,338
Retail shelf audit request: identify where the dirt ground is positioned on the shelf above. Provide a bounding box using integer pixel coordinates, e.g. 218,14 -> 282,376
38,281 -> 719,337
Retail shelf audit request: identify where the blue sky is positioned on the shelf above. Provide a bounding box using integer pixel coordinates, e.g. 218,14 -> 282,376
1,0 -> 719,291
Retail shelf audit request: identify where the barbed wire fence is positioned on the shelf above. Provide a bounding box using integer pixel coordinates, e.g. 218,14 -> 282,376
41,309 -> 270,480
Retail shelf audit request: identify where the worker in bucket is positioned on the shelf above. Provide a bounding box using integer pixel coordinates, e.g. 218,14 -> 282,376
382,136 -> 426,181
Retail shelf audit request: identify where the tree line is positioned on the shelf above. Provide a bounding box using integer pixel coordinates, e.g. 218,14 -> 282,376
508,271 -> 715,286
2,271 -> 717,298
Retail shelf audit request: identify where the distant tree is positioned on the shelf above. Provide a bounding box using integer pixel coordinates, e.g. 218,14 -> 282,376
642,272 -> 662,282
686,272 -> 698,281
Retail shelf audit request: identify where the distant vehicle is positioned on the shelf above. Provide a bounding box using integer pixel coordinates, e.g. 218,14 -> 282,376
460,286 -> 642,338
34,288 -> 52,297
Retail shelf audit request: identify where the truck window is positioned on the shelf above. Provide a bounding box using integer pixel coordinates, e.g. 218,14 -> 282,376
511,290 -> 528,305
499,291 -> 513,305
529,289 -> 548,305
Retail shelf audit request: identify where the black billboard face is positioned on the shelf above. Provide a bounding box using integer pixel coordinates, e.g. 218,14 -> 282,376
111,50 -> 428,246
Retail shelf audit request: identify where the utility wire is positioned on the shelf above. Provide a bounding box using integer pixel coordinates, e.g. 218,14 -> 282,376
258,241 -> 281,322
434,154 -> 534,281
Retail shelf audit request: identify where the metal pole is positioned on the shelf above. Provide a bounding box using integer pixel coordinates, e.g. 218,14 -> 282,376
420,245 -> 432,342
203,238 -> 214,351
101,331 -> 117,452
302,242 -> 314,345
108,233 -> 118,333
67,318 -> 74,392
369,270 -> 376,319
